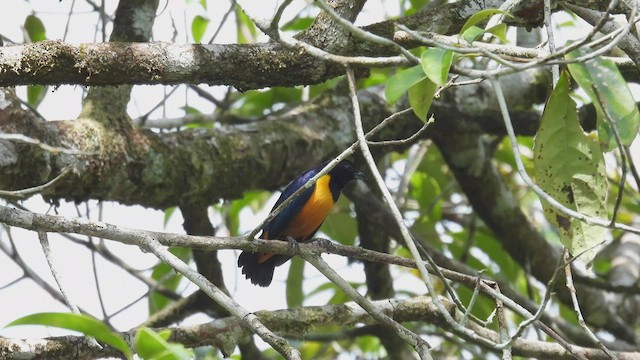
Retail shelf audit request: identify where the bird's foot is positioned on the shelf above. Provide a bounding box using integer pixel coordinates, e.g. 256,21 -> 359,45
310,237 -> 334,253
286,236 -> 300,256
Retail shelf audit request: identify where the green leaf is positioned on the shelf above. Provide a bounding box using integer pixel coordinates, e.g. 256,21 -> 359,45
385,65 -> 426,104
405,0 -> 429,15
566,48 -> 640,151
486,23 -> 508,43
408,77 -> 437,122
462,23 -> 507,43
191,15 -> 209,43
149,247 -> 191,314
459,9 -> 513,35
24,15 -> 46,42
225,191 -> 271,235
163,207 -> 176,228
7,313 -> 132,359
198,0 -> 207,10
136,327 -> 193,360
420,48 -> 453,86
286,257 -> 305,308
534,72 -> 608,265
235,6 -> 258,44
27,85 -> 47,108
462,25 -> 485,43
282,17 -> 314,31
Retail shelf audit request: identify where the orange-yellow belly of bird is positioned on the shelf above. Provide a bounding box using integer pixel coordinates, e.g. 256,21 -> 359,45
256,175 -> 335,264
284,174 -> 335,239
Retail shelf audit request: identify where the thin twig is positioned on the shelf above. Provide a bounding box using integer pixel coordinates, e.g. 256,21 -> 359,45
0,167 -> 72,198
140,234 -> 301,359
0,133 -> 96,155
302,253 -> 433,358
563,249 -> 618,359
38,231 -> 82,315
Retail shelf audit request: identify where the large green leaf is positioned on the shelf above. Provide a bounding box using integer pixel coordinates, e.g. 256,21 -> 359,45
408,77 -> 437,122
534,72 -> 608,264
566,48 -> 640,151
420,48 -> 453,86
6,313 -> 132,359
136,327 -> 193,360
385,65 -> 426,104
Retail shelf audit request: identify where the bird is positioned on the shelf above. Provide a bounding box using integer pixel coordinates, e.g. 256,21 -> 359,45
238,160 -> 366,287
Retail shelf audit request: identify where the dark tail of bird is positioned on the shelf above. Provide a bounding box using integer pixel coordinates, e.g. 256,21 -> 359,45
238,252 -> 288,287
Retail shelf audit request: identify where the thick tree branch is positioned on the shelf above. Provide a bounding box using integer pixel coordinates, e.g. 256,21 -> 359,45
2,296 -> 637,360
0,0 -> 551,88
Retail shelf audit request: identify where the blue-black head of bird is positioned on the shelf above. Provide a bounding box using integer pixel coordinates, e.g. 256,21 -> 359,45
237,159 -> 366,287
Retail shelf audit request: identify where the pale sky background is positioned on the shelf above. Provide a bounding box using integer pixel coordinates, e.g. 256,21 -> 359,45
1,0 -> 639,357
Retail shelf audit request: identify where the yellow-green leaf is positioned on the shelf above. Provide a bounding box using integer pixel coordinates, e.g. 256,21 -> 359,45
534,72 -> 608,264
136,327 -> 193,360
191,15 -> 209,43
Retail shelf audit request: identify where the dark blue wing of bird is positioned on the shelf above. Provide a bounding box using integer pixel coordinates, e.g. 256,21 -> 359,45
237,160 -> 366,287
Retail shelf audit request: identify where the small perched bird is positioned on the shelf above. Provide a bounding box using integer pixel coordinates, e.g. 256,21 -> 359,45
238,160 -> 366,287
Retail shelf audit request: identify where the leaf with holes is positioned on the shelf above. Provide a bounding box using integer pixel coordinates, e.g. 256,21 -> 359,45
566,48 -> 640,151
533,72 -> 607,265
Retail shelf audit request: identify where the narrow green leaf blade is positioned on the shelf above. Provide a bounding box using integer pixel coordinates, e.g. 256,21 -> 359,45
235,6 -> 258,44
385,65 -> 427,104
286,256 -> 305,308
420,48 -> 453,86
7,313 -> 132,358
191,15 -> 209,43
534,72 -> 608,264
24,15 -> 46,42
408,77 -> 437,122
27,85 -> 47,108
